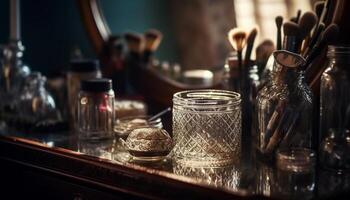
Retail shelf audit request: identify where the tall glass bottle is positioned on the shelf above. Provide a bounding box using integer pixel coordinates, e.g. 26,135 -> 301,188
319,46 -> 350,172
256,50 -> 313,160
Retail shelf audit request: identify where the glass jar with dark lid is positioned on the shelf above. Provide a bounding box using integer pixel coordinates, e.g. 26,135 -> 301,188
77,78 -> 115,140
67,59 -> 101,125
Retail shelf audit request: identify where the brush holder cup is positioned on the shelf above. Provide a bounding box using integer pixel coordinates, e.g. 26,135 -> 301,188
256,51 -> 313,161
172,90 -> 241,167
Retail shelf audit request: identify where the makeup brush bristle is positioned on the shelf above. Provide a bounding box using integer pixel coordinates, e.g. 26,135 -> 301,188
124,32 -> 144,54
283,21 -> 300,37
244,27 -> 258,67
314,1 -> 325,19
321,23 -> 339,43
246,27 -> 258,46
295,9 -> 302,23
299,11 -> 318,39
303,22 -> 325,55
275,16 -> 283,50
228,28 -> 247,52
256,39 -> 275,64
144,29 -> 163,52
275,16 -> 283,29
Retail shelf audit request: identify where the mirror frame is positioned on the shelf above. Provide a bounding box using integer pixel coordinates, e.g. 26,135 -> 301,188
76,0 -> 110,54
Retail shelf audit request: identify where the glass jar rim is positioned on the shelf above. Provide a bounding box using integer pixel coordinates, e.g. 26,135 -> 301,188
173,89 -> 241,107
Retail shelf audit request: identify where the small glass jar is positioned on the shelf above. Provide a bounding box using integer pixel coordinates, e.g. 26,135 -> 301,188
273,149 -> 316,199
67,59 -> 101,123
77,79 -> 115,140
172,89 -> 241,167
256,51 -> 313,160
319,46 -> 350,172
222,54 -> 240,93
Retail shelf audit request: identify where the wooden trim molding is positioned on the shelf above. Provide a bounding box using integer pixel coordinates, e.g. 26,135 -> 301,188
0,135 -> 256,200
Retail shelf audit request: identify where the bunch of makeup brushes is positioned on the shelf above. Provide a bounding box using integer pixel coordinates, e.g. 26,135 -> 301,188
99,29 -> 163,94
227,2 -> 340,156
124,29 -> 163,65
227,1 -> 339,89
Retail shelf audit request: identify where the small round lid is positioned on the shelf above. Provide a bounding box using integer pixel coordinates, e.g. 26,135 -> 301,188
127,128 -> 171,140
81,78 -> 112,92
69,59 -> 100,73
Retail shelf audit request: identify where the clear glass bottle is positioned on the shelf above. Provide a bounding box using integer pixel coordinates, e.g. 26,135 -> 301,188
0,44 -> 30,111
17,72 -> 58,123
319,46 -> 350,172
77,79 -> 115,140
67,59 -> 101,124
256,51 -> 313,160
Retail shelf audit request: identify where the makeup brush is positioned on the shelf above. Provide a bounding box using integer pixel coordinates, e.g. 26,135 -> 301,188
298,11 -> 318,50
124,32 -> 144,56
275,16 -> 283,50
228,28 -> 247,74
303,22 -> 325,56
283,21 -> 300,53
256,39 -> 275,75
289,9 -> 301,23
244,27 -> 258,68
314,1 -> 324,20
294,9 -> 302,23
319,0 -> 330,25
304,23 -> 339,70
144,29 -> 163,63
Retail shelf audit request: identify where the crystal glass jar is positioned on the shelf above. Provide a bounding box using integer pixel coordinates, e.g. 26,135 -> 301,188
256,50 -> 313,160
172,89 -> 241,167
319,46 -> 350,172
77,79 -> 115,140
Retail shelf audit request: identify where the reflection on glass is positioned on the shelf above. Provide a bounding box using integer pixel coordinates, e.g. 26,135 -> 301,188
173,161 -> 240,189
78,139 -> 114,160
273,167 -> 315,200
256,159 -> 315,199
256,162 -> 274,196
318,170 -> 350,198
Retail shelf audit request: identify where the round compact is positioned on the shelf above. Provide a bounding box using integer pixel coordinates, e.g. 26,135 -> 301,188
124,128 -> 173,161
114,115 -> 162,138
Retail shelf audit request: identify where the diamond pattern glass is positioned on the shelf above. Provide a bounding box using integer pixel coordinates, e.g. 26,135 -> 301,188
173,162 -> 240,189
172,90 -> 241,167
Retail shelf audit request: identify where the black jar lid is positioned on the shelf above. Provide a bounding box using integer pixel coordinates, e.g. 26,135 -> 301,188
69,59 -> 100,72
81,79 -> 112,92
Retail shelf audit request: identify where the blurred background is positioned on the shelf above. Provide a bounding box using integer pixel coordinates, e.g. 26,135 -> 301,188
0,0 -> 312,76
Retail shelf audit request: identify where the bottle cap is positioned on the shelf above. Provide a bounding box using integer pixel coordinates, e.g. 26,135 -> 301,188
69,59 -> 100,73
81,79 -> 112,92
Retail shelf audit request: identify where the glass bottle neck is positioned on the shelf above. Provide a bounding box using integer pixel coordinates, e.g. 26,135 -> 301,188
327,46 -> 350,69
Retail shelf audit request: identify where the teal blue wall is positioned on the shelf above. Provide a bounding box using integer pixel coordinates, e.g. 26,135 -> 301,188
100,0 -> 178,63
0,0 -> 178,75
0,0 -> 94,75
